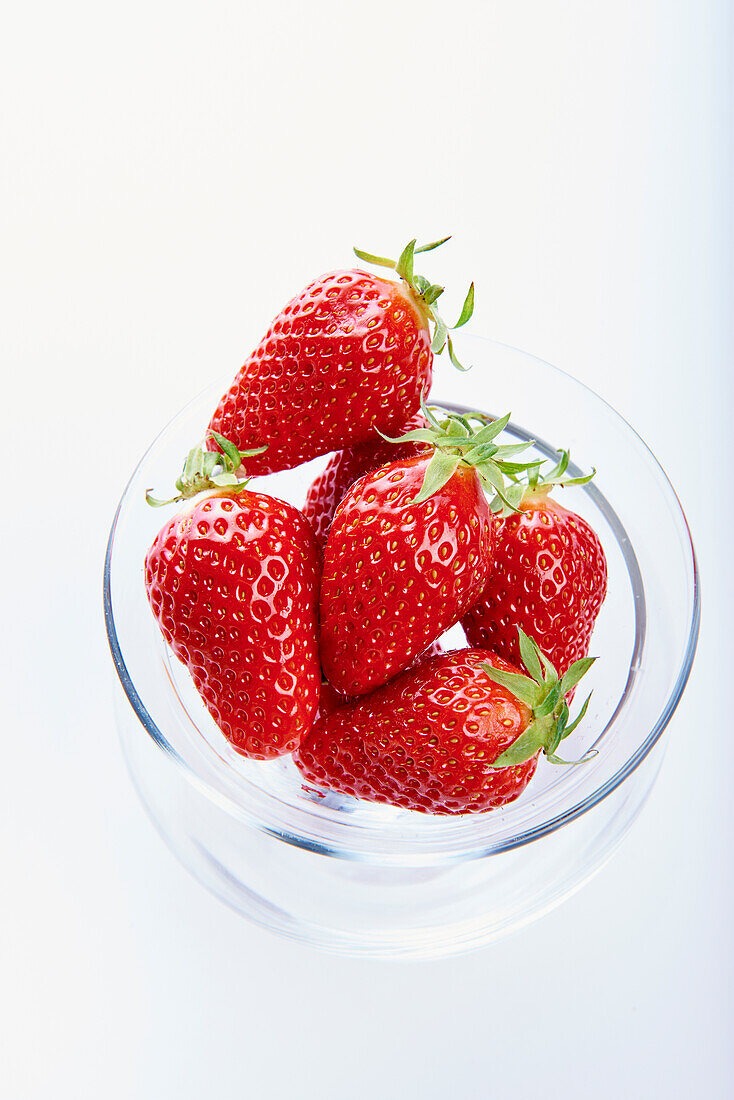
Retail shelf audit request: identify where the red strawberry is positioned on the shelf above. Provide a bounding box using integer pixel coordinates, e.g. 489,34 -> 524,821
208,238 -> 474,475
294,633 -> 596,815
303,412 -> 429,552
462,452 -> 607,677
319,407 -> 535,696
316,639 -> 446,720
144,436 -> 320,759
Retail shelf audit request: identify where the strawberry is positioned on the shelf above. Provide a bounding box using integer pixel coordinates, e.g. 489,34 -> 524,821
318,406 -> 536,696
208,237 -> 474,475
294,632 -> 596,815
303,411 -> 429,553
462,452 -> 607,677
316,639 -> 446,719
144,435 -> 320,759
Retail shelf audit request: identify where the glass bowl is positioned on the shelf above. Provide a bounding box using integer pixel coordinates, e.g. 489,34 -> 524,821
104,336 -> 699,958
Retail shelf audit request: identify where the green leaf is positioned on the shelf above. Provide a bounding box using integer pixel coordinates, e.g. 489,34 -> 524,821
545,449 -> 570,481
446,332 -> 470,371
545,748 -> 598,766
490,721 -> 547,768
494,482 -> 525,513
422,400 -> 444,431
517,629 -> 544,683
145,490 -> 175,507
530,450 -> 596,493
534,683 -> 561,718
560,657 -> 597,696
468,411 -> 512,445
546,708 -> 568,756
496,459 -> 543,475
476,459 -> 528,502
556,469 -> 596,488
181,444 -> 202,486
353,247 -> 396,269
431,316 -> 448,354
479,662 -> 541,709
376,427 -> 438,445
494,442 -> 537,459
210,472 -> 241,487
475,461 -> 504,493
453,282 -> 475,328
414,236 -> 452,253
411,452 -> 461,504
395,239 -> 417,284
477,470 -> 520,514
463,411 -> 491,428
211,474 -> 249,493
537,648 -> 558,680
444,417 -> 468,439
146,433 -> 261,507
462,443 -> 498,465
561,692 -> 593,738
422,282 -> 445,306
210,431 -> 242,469
202,450 -> 220,478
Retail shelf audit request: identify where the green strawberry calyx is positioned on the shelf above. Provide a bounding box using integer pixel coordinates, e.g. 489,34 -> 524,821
481,628 -> 597,768
488,448 -> 597,518
353,236 -> 474,371
380,401 -> 539,513
523,449 -> 596,501
145,432 -> 266,507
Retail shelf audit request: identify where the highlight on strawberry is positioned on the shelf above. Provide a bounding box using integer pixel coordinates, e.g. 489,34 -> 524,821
207,236 -> 475,476
294,630 -> 596,816
319,404 -> 540,697
144,434 -> 321,759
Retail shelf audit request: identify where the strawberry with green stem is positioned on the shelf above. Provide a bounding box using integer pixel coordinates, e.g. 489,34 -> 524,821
481,627 -> 597,767
208,237 -> 475,475
144,434 -> 321,759
319,405 -> 537,696
463,449 -> 607,678
295,630 -> 596,815
353,236 -> 475,371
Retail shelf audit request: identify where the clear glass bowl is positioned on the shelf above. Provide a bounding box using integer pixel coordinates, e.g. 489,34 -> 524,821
104,336 -> 699,958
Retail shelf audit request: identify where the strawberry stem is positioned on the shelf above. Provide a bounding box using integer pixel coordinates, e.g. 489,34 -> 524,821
379,401 -> 537,512
353,236 -> 475,370
525,449 -> 596,497
145,433 -> 266,507
481,628 -> 597,768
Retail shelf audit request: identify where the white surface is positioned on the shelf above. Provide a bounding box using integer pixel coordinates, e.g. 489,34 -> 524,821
1,2 -> 731,1097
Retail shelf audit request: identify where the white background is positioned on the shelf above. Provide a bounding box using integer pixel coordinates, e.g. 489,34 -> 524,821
2,2 -> 731,1097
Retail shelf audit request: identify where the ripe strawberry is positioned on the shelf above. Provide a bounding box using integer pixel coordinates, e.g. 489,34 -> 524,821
208,237 -> 474,475
462,452 -> 607,677
144,435 -> 320,759
319,407 -> 536,696
294,632 -> 596,815
303,411 -> 429,553
316,639 -> 446,720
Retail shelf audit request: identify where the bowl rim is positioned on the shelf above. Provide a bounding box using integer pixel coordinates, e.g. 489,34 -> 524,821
104,337 -> 701,862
